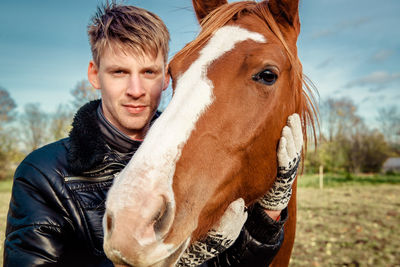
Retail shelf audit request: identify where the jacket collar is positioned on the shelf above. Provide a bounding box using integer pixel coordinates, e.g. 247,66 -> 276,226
67,100 -> 160,175
67,100 -> 108,174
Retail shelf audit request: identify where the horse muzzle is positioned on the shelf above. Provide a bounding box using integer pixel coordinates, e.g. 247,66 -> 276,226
103,177 -> 192,267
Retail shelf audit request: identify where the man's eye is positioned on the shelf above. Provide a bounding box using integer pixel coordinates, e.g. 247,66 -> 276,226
252,69 -> 278,85
145,70 -> 155,75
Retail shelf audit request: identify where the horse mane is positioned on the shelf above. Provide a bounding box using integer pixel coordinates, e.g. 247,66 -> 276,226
175,0 -> 319,147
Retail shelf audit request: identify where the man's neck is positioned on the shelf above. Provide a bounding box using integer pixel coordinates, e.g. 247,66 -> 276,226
96,104 -> 142,153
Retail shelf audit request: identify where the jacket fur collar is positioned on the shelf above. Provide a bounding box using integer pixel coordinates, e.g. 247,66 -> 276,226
67,100 -> 108,174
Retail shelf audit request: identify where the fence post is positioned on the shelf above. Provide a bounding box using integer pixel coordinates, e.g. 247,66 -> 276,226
319,165 -> 324,189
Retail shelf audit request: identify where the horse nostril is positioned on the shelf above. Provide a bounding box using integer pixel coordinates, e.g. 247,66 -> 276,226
106,213 -> 113,233
153,197 -> 173,238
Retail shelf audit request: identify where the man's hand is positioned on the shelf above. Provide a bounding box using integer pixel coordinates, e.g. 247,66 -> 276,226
258,113 -> 303,211
176,198 -> 247,266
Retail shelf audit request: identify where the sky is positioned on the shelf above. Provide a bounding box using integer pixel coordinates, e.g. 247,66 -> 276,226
1,0 -> 399,127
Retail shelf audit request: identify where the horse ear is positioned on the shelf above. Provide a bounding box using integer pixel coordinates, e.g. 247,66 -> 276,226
266,0 -> 300,32
192,0 -> 228,23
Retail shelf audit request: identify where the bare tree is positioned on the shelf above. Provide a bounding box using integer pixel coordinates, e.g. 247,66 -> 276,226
0,87 -> 17,128
377,105 -> 400,145
21,103 -> 49,152
70,79 -> 100,111
0,127 -> 24,179
49,104 -> 73,141
318,97 -> 370,173
0,87 -> 19,179
320,97 -> 364,140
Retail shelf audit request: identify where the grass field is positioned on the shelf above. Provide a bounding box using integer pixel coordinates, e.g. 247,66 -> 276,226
0,179 -> 12,264
0,175 -> 399,266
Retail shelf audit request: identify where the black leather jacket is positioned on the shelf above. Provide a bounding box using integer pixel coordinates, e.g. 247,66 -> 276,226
4,100 -> 285,266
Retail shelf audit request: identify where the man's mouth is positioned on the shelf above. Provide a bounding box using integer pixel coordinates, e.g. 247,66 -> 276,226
123,104 -> 147,114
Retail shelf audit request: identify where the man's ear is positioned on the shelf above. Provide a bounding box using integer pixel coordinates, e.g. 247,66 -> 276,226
88,60 -> 101,89
162,64 -> 170,91
162,71 -> 170,91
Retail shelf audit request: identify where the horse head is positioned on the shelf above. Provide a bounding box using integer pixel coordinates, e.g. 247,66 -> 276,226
103,0 -> 316,266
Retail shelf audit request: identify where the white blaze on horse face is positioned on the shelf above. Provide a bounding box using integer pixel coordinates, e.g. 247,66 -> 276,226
105,25 -> 265,259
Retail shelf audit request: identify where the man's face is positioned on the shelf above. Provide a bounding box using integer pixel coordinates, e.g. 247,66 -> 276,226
88,46 -> 169,140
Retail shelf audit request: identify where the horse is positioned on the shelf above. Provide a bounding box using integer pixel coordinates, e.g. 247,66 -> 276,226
103,0 -> 317,266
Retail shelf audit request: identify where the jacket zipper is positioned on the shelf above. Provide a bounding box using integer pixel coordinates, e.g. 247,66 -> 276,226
64,173 -> 118,183
82,162 -> 126,175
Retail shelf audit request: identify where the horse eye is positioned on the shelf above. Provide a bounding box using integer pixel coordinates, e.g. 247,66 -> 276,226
252,69 -> 278,85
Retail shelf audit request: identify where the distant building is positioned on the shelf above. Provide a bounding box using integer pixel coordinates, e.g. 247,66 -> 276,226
382,157 -> 400,173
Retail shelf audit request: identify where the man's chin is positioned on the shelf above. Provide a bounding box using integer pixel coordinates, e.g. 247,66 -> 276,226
120,121 -> 150,140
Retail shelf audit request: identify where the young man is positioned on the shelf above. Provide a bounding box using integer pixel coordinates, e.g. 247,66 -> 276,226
4,3 -> 301,267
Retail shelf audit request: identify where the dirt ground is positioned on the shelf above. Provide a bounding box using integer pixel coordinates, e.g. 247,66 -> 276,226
291,185 -> 400,267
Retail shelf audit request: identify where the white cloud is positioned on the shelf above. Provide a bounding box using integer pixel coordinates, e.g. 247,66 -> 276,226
315,57 -> 334,69
346,71 -> 400,90
371,49 -> 395,62
311,17 -> 371,39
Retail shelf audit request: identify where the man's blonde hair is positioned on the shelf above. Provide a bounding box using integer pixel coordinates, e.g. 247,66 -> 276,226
88,2 -> 170,66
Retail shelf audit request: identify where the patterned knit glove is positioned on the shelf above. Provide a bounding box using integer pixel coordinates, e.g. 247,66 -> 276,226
176,198 -> 248,266
258,113 -> 303,211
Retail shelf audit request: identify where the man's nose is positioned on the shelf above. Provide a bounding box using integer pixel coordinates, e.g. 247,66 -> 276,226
126,75 -> 146,98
